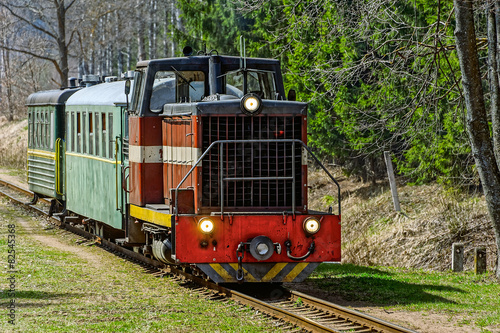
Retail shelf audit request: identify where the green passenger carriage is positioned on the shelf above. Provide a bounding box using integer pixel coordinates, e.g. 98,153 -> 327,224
26,89 -> 79,203
64,80 -> 130,232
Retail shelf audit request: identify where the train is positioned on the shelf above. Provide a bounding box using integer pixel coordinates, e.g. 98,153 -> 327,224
25,49 -> 341,283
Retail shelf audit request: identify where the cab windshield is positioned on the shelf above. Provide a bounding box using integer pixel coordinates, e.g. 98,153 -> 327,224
224,70 -> 276,100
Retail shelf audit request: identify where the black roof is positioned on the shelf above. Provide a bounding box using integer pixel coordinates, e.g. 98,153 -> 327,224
26,88 -> 80,106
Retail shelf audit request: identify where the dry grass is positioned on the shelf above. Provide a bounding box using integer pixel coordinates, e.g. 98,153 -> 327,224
308,168 -> 497,272
0,117 -> 27,170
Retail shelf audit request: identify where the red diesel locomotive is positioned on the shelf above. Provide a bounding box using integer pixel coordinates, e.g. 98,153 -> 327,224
126,53 -> 341,282
27,49 -> 341,283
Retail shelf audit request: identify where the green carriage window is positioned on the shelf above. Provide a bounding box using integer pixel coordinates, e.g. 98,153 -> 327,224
108,114 -> 113,159
95,113 -> 100,156
77,112 -> 81,153
66,112 -> 70,152
102,113 -> 107,158
28,112 -> 33,148
71,112 -> 75,152
41,111 -> 46,148
36,111 -> 40,148
50,111 -> 54,150
34,112 -> 37,148
89,112 -> 94,155
82,112 -> 87,154
44,110 -> 48,149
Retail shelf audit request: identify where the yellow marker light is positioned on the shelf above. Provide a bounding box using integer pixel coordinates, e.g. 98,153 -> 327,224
198,218 -> 214,234
303,217 -> 320,234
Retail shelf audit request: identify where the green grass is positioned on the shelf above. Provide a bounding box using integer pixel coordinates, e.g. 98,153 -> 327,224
310,263 -> 500,331
0,202 -> 279,332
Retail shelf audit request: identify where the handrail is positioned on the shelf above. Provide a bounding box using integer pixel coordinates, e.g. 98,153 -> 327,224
55,138 -> 63,195
174,139 -> 341,219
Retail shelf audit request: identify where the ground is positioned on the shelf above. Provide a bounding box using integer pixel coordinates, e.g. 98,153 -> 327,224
0,199 -> 280,332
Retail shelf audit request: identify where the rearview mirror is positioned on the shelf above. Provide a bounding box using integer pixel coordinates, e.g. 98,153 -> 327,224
124,79 -> 131,95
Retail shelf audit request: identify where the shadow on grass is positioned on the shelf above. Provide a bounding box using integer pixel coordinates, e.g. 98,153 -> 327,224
0,290 -> 82,306
308,263 -> 464,306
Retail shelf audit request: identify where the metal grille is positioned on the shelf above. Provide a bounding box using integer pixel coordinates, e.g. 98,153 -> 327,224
201,115 -> 303,210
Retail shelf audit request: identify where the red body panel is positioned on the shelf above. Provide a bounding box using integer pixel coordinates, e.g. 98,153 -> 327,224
129,116 -> 163,206
162,116 -> 200,209
174,214 -> 341,263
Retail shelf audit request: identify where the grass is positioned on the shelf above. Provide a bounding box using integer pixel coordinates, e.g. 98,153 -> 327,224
310,263 -> 500,331
0,201 -> 280,333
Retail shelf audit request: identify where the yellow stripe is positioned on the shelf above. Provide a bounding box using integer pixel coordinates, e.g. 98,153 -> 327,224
27,149 -> 56,160
229,263 -> 258,282
210,264 -> 234,282
66,151 -> 121,164
283,263 -> 309,282
130,205 -> 172,227
261,263 -> 288,282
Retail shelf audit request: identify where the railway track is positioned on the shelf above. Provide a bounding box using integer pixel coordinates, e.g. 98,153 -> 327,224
0,178 -> 418,333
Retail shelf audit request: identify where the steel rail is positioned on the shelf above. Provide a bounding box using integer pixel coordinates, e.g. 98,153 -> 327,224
0,178 -> 417,333
288,290 -> 418,333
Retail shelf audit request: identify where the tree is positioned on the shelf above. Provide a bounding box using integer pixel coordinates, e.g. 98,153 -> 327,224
0,0 -> 80,87
453,0 -> 500,278
239,0 -> 471,184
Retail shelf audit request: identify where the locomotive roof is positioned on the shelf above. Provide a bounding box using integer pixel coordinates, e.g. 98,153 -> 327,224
66,80 -> 133,107
26,88 -> 80,106
136,55 -> 280,68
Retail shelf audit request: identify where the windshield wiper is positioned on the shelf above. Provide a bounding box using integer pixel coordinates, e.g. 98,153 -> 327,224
171,66 -> 196,91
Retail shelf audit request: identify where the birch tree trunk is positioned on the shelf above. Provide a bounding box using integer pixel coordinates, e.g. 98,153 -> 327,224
454,0 -> 500,278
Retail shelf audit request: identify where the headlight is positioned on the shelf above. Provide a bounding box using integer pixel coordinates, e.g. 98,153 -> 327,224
198,218 -> 214,234
240,93 -> 262,116
303,217 -> 320,234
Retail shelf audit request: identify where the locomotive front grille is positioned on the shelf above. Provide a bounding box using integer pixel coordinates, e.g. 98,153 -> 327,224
201,115 -> 303,211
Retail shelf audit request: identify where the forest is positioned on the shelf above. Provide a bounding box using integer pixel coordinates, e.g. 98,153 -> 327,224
0,0 -> 472,184
1,0 -> 500,277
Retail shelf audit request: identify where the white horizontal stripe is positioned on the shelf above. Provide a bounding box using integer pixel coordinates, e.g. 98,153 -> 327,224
163,146 -> 202,166
129,145 -> 163,164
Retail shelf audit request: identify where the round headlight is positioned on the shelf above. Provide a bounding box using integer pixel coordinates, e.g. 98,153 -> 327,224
198,218 -> 214,234
240,93 -> 262,116
303,217 -> 320,234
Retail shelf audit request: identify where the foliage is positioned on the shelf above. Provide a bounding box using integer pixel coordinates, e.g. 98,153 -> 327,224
233,0 -> 474,185
0,0 -> 482,186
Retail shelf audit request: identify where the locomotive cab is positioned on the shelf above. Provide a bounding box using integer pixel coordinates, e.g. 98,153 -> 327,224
127,54 -> 341,283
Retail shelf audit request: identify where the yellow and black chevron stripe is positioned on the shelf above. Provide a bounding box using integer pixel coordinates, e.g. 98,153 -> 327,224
197,262 -> 320,283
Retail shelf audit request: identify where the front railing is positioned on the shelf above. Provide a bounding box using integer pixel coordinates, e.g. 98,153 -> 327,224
174,139 -> 341,219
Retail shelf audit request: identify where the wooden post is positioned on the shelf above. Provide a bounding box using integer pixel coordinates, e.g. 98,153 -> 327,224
384,151 -> 401,212
452,243 -> 464,272
474,247 -> 487,274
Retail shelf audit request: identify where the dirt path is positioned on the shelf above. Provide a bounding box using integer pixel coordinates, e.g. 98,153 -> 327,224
15,216 -> 106,270
0,168 -> 26,189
